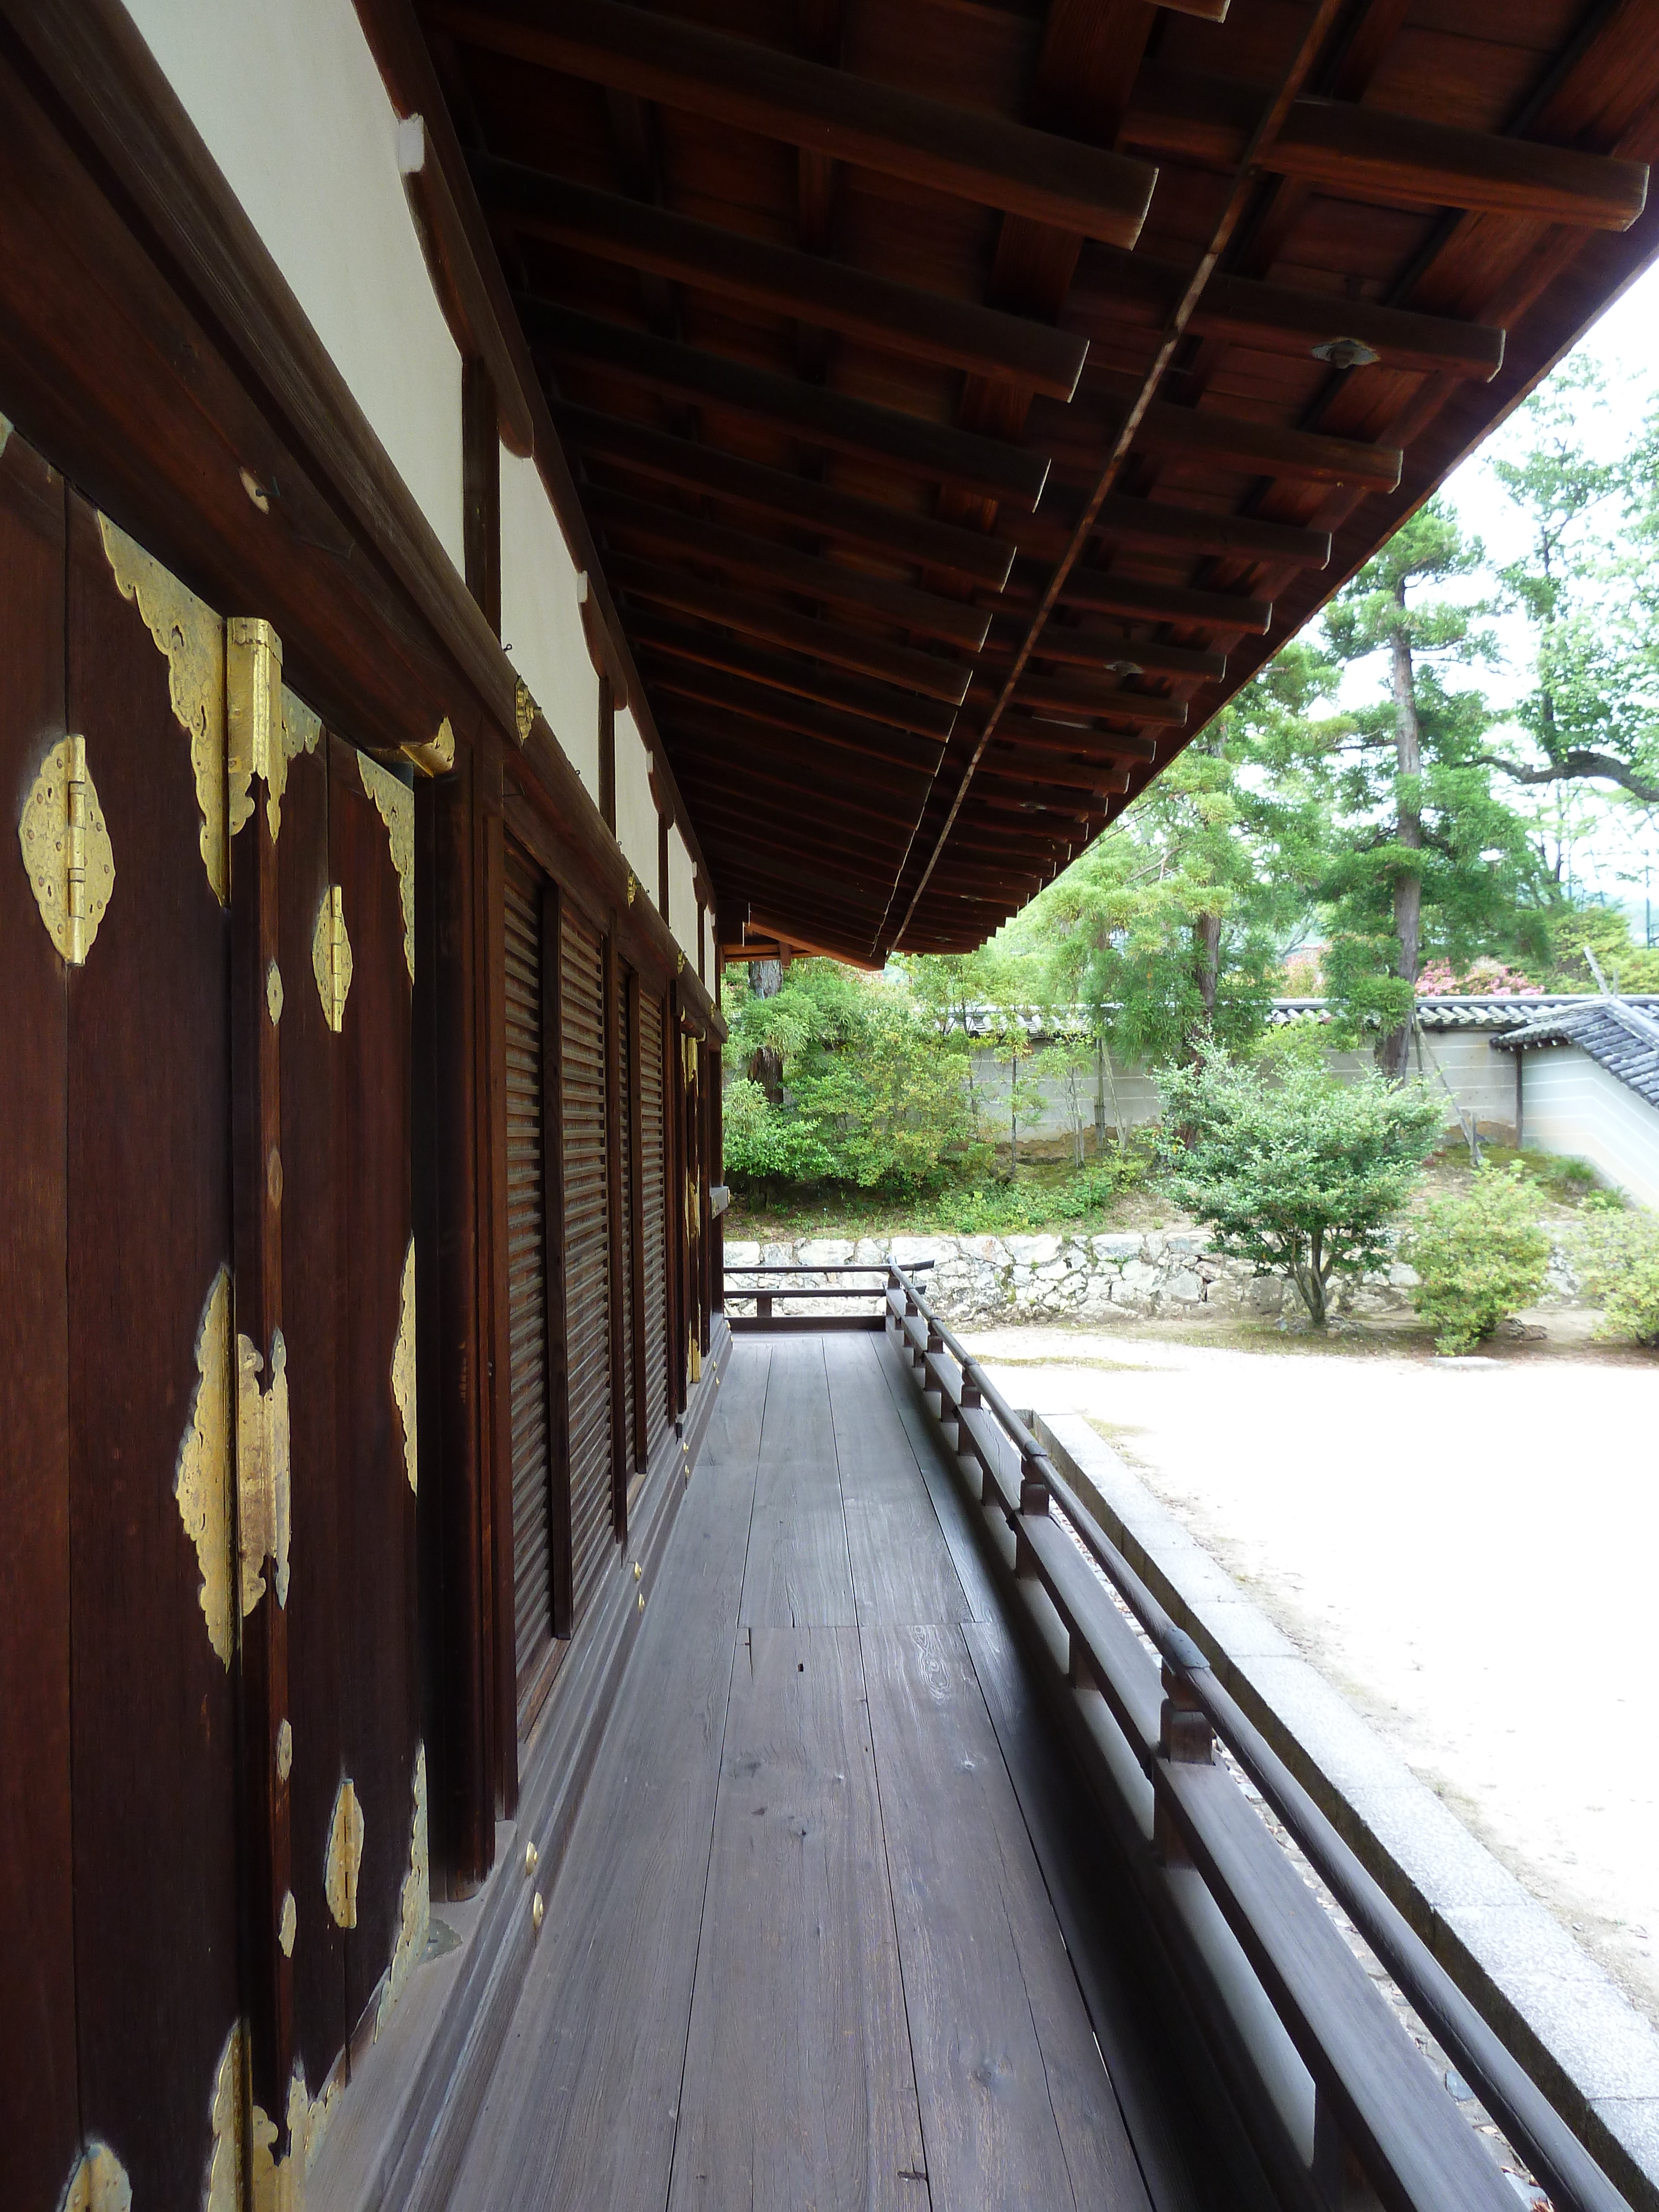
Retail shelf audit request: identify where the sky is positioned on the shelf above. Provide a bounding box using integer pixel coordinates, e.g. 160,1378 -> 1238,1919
1328,254 -> 1659,924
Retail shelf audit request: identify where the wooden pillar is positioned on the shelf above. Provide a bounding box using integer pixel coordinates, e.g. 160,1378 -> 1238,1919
598,672 -> 615,834
461,357 -> 501,635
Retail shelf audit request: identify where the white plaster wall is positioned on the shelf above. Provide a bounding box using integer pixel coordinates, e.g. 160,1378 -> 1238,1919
615,705 -> 659,894
1522,1048 -> 1659,1208
126,0 -> 465,574
499,447 -> 601,801
669,825 -> 700,971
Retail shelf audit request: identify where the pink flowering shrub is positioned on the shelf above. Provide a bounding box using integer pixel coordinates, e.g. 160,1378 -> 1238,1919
1415,958 -> 1543,998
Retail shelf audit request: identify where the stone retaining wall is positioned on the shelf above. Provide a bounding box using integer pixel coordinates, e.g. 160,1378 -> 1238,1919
722,1231 -> 1585,1326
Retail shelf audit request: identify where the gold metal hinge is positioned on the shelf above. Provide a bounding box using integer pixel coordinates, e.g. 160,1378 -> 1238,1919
402,714 -> 456,778
237,1328 -> 290,1617
227,615 -> 285,838
514,676 -> 538,746
312,884 -> 352,1032
326,1777 -> 364,1928
19,734 -> 116,964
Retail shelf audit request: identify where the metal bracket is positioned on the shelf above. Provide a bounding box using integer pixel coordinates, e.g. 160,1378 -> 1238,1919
312,884 -> 352,1032
227,615 -> 285,838
514,676 -> 538,746
19,734 -> 115,964
402,714 -> 456,779
237,1327 -> 290,1616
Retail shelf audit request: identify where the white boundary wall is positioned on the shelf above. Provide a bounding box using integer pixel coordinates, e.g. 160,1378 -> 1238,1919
1523,1046 -> 1659,1207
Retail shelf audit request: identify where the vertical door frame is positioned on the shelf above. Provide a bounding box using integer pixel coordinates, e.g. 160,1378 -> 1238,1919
602,931 -> 628,1540
539,875 -> 575,1642
626,971 -> 649,1475
479,784 -> 519,1808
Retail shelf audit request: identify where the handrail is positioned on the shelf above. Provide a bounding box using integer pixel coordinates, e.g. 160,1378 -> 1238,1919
884,1262 -> 1632,2212
724,1260 -> 935,1275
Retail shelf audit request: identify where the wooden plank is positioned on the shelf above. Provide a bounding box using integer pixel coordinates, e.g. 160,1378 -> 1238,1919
1188,273 -> 1506,382
1012,667 -> 1190,723
612,555 -> 973,704
1134,400 -> 1402,492
962,1613 -> 1281,2212
646,662 -> 945,776
870,1334 -> 1001,1625
992,709 -> 1158,761
277,732 -> 352,2101
542,349 -> 1047,510
741,1336 -> 856,1629
861,1621 -> 1152,2209
331,734 -> 419,2041
65,490 -> 240,2208
1025,621 -> 1228,680
445,1347 -> 763,2212
429,0 -> 1156,243
484,162 -> 1088,397
1089,494 -> 1331,568
590,487 -> 992,650
0,430 -> 78,2212
553,397 -> 1016,585
824,1335 -> 970,1629
667,1625 -> 927,2212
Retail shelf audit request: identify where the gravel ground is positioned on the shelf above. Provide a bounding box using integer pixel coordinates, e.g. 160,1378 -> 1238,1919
967,1322 -> 1659,2030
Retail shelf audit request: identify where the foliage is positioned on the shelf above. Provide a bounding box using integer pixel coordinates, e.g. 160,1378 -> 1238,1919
1569,1209 -> 1659,1345
941,1150 -> 1148,1235
1154,1051 -> 1442,1326
721,959 -> 982,1194
1399,1166 -> 1551,1354
1475,1144 -> 1603,1208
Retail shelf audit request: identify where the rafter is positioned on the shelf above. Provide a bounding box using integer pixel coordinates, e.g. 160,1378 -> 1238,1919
1011,667 -> 1188,724
1057,568 -> 1272,634
533,320 -> 1047,506
632,615 -> 960,739
553,402 -> 1015,587
485,163 -> 1087,397
427,0 -> 1158,242
1133,401 -> 1402,492
589,487 -> 991,649
613,556 -> 972,704
642,660 -> 945,773
1022,620 -> 1227,682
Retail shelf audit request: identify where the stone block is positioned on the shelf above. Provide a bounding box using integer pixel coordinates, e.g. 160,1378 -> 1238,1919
1165,1230 -> 1208,1255
724,1240 -> 761,1269
1003,1233 -> 1062,1266
1119,1259 -> 1159,1292
797,1237 -> 854,1266
1247,1276 -> 1286,1314
1091,1233 -> 1144,1261
1167,1269 -> 1204,1302
890,1234 -> 957,1266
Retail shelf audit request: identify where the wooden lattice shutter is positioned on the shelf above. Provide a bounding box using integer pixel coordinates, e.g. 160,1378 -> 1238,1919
503,845 -> 558,1703
560,900 -> 614,1620
639,985 -> 670,1454
615,961 -> 638,1485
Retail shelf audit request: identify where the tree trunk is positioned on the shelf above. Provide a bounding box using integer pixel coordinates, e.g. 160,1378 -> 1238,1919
1094,1039 -> 1108,1156
1196,912 -> 1221,1039
1379,608 -> 1423,1081
746,957 -> 785,1103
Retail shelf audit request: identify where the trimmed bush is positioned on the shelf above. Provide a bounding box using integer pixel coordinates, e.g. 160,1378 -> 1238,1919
1571,1210 -> 1659,1345
1399,1165 -> 1550,1354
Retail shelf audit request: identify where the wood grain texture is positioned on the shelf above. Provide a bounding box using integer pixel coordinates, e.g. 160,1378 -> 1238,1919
862,1620 -> 1147,2211
824,1334 -> 971,1631
330,734 -> 419,2038
668,1624 -> 927,2212
445,1353 -> 762,2212
65,489 -> 239,2208
741,1337 -> 856,1629
278,734 -> 351,2104
0,430 -> 78,2212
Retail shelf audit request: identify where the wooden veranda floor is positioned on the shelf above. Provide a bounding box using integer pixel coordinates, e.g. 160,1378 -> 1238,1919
448,1329 -> 1231,2212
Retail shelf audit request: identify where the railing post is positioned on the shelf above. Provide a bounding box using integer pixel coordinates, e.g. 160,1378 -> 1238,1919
1313,2090 -> 1388,2210
757,1290 -> 772,1320
1154,1660 -> 1211,1866
1020,1449 -> 1049,1516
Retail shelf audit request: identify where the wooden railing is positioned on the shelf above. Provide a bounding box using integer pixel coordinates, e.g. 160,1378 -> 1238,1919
884,1261 -> 1631,2212
723,1259 -> 930,1330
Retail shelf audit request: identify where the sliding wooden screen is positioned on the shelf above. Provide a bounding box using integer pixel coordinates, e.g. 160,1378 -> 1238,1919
502,845 -> 565,1720
613,957 -> 638,1494
559,899 -> 614,1622
639,984 -> 671,1455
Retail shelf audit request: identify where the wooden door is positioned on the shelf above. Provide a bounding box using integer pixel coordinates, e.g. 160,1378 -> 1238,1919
502,840 -> 566,1726
638,983 -> 670,1456
614,956 -> 638,1491
559,898 -> 614,1621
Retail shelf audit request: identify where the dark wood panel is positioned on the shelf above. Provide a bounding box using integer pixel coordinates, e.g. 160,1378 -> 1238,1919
559,896 -> 614,1620
64,490 -> 239,2207
276,726 -> 351,2108
862,1620 -> 1149,2210
503,843 -> 556,1708
639,984 -> 670,1455
445,1358 -> 763,2212
330,733 -> 418,2037
0,430 -> 77,2212
822,1335 -> 971,1630
667,1625 -> 926,2212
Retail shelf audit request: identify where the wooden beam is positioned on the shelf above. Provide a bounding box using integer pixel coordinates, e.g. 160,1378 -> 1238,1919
428,0 -> 1157,243
630,613 -> 959,738
1134,400 -> 1402,492
684,778 -> 915,861
483,162 -> 1087,397
1012,667 -> 1189,723
978,751 -> 1130,796
992,712 -> 1158,762
612,555 -> 971,703
1191,273 -> 1504,382
1057,568 -> 1272,633
553,401 -> 1015,587
1118,69 -> 1647,230
1091,493 -> 1330,567
1024,620 -> 1227,681
589,487 -> 991,649
534,316 -> 1048,506
641,659 -> 945,773
666,717 -> 931,820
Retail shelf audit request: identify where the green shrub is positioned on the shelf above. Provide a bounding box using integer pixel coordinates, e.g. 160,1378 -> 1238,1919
1155,1051 -> 1442,1326
721,1078 -> 834,1190
1571,1211 -> 1659,1344
1399,1165 -> 1551,1354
